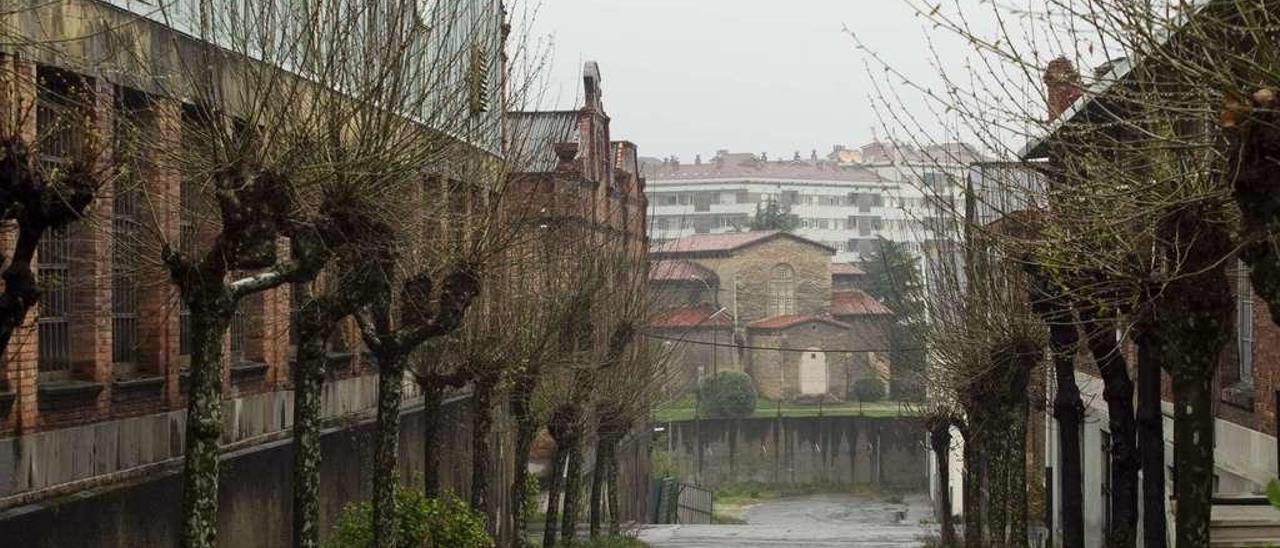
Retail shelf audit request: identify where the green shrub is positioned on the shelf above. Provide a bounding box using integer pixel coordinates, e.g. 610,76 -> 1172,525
853,377 -> 886,402
698,371 -> 757,418
523,472 -> 542,524
324,487 -> 493,548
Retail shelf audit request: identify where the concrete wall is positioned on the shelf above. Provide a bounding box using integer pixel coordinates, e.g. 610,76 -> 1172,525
0,371 -> 655,546
661,416 -> 926,489
0,388 -> 503,547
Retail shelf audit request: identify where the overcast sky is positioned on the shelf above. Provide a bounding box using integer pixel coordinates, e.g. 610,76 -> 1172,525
525,0 -> 1043,162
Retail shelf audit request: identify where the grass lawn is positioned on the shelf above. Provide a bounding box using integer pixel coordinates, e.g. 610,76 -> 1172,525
653,393 -> 918,422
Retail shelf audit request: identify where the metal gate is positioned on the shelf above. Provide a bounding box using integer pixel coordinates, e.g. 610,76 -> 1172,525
651,478 -> 713,524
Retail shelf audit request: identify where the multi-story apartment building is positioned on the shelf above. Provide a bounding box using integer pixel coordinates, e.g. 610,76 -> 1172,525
643,142 -> 980,264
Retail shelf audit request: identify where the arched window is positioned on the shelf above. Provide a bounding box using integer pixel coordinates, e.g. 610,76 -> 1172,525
767,264 -> 796,316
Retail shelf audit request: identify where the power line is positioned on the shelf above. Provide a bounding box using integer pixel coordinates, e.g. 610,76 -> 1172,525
641,331 -> 926,354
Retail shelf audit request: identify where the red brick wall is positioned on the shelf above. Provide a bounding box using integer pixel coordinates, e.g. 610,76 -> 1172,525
0,55 -> 295,436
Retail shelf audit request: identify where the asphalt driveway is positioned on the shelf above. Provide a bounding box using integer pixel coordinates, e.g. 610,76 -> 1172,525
636,492 -> 935,547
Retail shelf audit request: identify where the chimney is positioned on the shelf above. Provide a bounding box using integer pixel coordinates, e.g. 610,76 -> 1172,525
695,154 -> 702,165
1044,56 -> 1082,122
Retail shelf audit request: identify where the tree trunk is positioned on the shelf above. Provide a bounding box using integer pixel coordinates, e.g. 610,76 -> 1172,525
509,391 -> 536,547
0,225 -> 42,359
1082,311 -> 1139,548
420,380 -> 445,498
987,424 -> 1008,548
1008,401 -> 1029,548
471,376 -> 495,521
1137,330 -> 1168,548
606,442 -> 620,536
543,443 -> 569,548
372,352 -> 406,548
292,327 -> 328,548
589,437 -> 610,538
962,426 -> 985,548
1154,209 -> 1231,548
1047,316 -> 1085,548
180,312 -> 232,548
930,425 -> 957,546
1171,367 -> 1214,548
561,431 -> 585,543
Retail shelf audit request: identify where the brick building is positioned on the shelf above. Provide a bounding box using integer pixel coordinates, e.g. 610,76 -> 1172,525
932,56 -> 1280,548
0,1 -> 651,544
649,230 -> 892,401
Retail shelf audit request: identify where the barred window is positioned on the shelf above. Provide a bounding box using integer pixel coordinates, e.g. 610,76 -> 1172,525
112,88 -> 149,372
178,108 -> 199,359
35,70 -> 83,379
229,301 -> 248,364
1237,260 -> 1254,383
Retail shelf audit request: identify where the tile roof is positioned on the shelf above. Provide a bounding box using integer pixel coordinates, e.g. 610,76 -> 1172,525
652,231 -> 778,254
747,314 -> 852,330
649,259 -> 719,284
645,159 -> 883,183
830,289 -> 893,317
830,262 -> 866,276
652,231 -> 835,256
650,304 -> 732,329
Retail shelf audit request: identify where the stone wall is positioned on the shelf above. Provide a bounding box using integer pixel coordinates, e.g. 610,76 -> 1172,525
748,325 -> 875,401
700,236 -> 833,325
661,416 -> 926,490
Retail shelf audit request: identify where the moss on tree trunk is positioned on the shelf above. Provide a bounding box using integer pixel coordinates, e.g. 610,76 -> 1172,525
373,353 -> 406,548
291,329 -> 327,548
181,312 -> 232,548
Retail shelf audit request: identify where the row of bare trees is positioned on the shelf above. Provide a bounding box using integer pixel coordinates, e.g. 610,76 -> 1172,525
850,2 -> 1280,547
3,1 -> 664,547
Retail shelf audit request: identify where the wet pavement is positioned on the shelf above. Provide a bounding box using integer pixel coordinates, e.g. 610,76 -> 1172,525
636,492 -> 936,547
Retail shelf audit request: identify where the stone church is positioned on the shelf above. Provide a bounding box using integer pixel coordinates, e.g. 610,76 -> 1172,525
649,231 -> 894,402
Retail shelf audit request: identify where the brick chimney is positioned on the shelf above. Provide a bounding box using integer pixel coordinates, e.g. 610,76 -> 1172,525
1044,56 -> 1082,122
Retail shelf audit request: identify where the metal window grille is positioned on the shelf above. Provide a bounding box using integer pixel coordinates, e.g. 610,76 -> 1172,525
229,300 -> 248,364
112,89 -> 147,369
35,82 -> 80,376
1237,261 -> 1254,383
37,226 -> 71,375
178,111 -> 198,358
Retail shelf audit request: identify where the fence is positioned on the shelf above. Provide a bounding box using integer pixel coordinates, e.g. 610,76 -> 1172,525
650,478 -> 712,524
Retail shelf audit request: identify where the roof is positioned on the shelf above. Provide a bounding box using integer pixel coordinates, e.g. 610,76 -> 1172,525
1018,0 -> 1214,160
747,314 -> 852,331
830,262 -> 866,276
830,290 -> 893,317
650,304 -> 732,329
645,158 -> 882,183
652,230 -> 836,257
649,259 -> 718,284
508,110 -> 581,172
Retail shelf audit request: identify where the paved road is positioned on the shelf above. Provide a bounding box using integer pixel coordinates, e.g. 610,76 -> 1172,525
636,493 -> 935,547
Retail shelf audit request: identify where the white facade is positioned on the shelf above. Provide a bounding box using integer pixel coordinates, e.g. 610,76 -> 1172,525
644,144 -> 974,264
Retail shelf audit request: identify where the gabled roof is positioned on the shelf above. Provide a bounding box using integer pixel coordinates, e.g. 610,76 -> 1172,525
747,314 -> 852,331
651,230 -> 836,257
831,289 -> 893,317
650,304 -> 732,329
830,262 -> 866,276
649,259 -> 719,284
